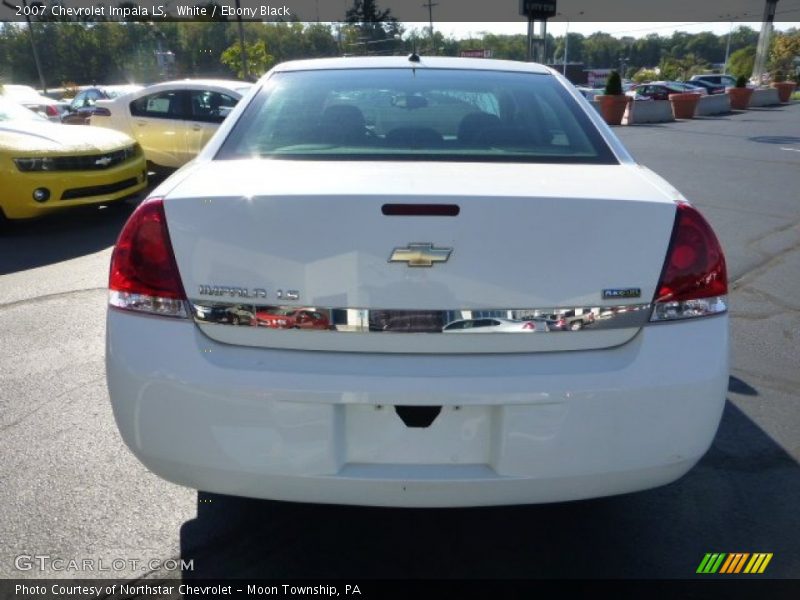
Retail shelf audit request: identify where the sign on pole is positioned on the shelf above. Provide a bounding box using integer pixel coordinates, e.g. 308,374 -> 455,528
519,0 -> 557,18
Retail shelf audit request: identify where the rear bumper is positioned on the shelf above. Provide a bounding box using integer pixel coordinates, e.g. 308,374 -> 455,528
106,310 -> 728,507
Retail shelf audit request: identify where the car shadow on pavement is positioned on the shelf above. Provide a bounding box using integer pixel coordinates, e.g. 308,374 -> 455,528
178,397 -> 800,579
0,201 -> 139,275
0,171 -> 169,275
728,375 -> 759,396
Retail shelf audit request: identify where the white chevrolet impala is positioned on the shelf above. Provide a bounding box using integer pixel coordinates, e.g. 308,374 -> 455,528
106,57 -> 728,507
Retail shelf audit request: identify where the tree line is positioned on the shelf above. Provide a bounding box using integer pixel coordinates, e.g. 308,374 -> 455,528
0,18 -> 797,90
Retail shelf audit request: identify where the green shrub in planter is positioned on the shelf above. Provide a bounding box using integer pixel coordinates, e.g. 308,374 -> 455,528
770,69 -> 796,102
597,72 -> 629,125
729,76 -> 753,109
605,71 -> 623,96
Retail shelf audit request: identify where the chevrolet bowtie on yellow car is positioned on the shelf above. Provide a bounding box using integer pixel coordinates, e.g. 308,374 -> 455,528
0,97 -> 147,222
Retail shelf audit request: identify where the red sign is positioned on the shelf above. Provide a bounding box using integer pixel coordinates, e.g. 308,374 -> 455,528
460,49 -> 492,58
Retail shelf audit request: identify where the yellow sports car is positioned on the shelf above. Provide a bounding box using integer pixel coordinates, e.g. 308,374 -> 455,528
0,97 -> 147,221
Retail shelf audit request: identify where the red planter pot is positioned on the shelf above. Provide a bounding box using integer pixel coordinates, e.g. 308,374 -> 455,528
668,92 -> 701,119
596,94 -> 630,126
771,81 -> 797,103
728,87 -> 753,110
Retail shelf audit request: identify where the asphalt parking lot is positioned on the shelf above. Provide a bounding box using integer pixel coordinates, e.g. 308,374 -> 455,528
1,103 -> 798,580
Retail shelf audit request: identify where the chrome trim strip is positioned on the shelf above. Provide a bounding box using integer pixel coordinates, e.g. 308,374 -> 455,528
189,300 -> 653,333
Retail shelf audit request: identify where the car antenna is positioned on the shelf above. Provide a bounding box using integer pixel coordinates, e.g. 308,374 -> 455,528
408,37 -> 420,63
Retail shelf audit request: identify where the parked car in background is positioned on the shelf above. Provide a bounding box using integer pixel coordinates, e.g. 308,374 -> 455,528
579,82 -> 634,99
682,79 -> 725,95
256,308 -> 331,330
61,85 -> 143,125
224,305 -> 255,326
560,310 -> 595,330
575,86 -> 599,100
542,315 -> 568,331
192,304 -> 233,324
627,82 -> 691,101
0,84 -> 68,121
443,317 -> 547,333
539,311 -> 595,331
90,79 -> 252,173
106,57 -> 729,507
667,81 -> 708,95
690,74 -> 738,88
0,97 -> 146,222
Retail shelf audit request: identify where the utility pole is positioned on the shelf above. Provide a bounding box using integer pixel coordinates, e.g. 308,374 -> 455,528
422,1 -> 438,54
559,10 -> 582,77
235,0 -> 250,80
540,20 -> 548,63
3,0 -> 46,92
752,0 -> 779,84
723,21 -> 733,73
526,17 -> 534,62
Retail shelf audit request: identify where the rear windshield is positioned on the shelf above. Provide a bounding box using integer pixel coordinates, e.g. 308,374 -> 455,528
217,68 -> 617,164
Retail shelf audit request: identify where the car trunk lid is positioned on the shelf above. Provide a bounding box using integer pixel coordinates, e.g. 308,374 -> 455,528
164,160 -> 677,353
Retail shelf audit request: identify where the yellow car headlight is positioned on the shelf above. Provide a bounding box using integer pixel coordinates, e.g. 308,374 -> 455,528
14,157 -> 55,172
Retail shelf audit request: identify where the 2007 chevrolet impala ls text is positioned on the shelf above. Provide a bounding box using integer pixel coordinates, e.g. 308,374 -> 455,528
106,56 -> 728,507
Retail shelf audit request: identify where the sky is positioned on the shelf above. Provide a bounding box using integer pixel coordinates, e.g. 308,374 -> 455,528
429,21 -> 800,40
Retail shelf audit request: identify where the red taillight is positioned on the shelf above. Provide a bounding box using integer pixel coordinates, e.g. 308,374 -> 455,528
109,198 -> 187,317
651,203 -> 727,321
523,321 -> 535,330
45,105 -> 59,117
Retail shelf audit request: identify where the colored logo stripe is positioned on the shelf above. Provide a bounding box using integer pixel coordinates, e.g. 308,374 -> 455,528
744,553 -> 773,574
720,553 -> 749,573
697,553 -> 726,574
698,553 -> 773,574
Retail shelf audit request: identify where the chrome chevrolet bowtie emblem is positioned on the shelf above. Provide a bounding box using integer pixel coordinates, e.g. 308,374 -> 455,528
389,243 -> 453,267
95,156 -> 113,167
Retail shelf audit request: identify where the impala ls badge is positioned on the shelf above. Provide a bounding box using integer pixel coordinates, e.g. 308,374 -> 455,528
603,288 -> 641,299
389,243 -> 453,267
198,285 -> 299,300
